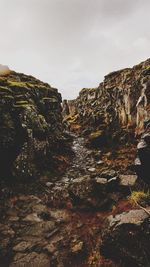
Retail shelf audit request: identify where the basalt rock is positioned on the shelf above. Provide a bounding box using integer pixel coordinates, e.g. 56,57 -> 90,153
63,59 -> 150,144
0,71 -> 63,181
135,122 -> 150,184
100,208 -> 150,267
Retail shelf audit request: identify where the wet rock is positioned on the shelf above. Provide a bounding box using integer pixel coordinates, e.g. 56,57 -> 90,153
101,208 -> 150,267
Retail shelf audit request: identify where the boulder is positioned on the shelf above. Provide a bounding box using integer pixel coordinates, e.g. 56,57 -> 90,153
0,71 -> 63,180
101,208 -> 150,267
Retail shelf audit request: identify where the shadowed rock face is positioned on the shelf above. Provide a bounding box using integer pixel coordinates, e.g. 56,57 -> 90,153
63,59 -> 150,142
0,71 -> 63,180
100,208 -> 150,267
135,125 -> 150,184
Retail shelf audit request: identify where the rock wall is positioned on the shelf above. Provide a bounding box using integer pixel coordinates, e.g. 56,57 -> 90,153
0,71 -> 63,180
64,59 -> 150,140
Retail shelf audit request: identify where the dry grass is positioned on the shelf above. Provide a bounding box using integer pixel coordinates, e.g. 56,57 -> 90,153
128,190 -> 150,207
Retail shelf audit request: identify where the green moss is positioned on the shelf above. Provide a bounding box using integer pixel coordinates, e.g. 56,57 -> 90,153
15,94 -> 24,98
0,87 -> 12,93
27,82 -> 46,89
42,97 -> 58,102
8,81 -> 27,87
15,100 -> 29,105
89,130 -> 104,139
13,103 -> 34,108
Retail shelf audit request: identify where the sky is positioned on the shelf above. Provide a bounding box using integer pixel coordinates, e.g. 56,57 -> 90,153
0,0 -> 150,99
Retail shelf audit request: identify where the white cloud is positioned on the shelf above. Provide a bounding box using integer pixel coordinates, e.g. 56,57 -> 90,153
0,0 -> 149,99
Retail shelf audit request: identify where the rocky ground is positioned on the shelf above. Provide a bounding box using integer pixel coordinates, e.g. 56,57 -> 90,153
0,60 -> 150,267
1,132 -> 149,267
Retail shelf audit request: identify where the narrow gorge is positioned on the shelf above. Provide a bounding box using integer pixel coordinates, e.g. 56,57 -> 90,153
0,59 -> 150,267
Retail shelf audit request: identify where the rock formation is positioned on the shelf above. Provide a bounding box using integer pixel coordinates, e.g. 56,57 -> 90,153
63,59 -> 150,144
0,60 -> 150,267
101,208 -> 150,267
135,120 -> 150,184
0,71 -> 63,180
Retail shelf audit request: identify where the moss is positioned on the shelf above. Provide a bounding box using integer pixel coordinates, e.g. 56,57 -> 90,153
42,97 -> 58,102
8,81 -> 28,87
15,101 -> 29,105
63,114 -> 79,123
128,190 -> 150,207
27,82 -> 47,89
89,130 -> 104,139
15,94 -> 24,98
0,87 -> 12,93
13,104 -> 34,108
70,123 -> 81,130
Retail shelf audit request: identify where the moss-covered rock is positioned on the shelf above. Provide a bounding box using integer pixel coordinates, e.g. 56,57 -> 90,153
0,71 -> 63,181
63,58 -> 150,143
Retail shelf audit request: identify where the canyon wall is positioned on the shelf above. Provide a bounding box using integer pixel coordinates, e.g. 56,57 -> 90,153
0,71 -> 63,180
64,59 -> 150,141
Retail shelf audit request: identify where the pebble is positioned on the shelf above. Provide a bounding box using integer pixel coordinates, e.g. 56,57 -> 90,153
97,160 -> 104,165
88,167 -> 96,172
46,182 -> 53,187
23,213 -> 42,222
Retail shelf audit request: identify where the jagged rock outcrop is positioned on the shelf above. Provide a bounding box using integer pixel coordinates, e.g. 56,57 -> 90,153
100,208 -> 150,267
0,71 -> 63,180
63,59 -> 150,144
135,121 -> 150,184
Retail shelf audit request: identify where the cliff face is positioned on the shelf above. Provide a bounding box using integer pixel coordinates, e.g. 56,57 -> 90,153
0,71 -> 63,180
64,59 -> 150,142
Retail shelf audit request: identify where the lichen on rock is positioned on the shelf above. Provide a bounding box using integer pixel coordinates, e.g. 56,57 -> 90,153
63,59 -> 150,144
0,71 -> 63,180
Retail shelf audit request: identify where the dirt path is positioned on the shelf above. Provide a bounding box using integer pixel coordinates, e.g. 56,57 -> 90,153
0,134 -> 135,267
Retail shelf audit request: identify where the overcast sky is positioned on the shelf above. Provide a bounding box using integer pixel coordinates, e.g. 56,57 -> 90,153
0,0 -> 149,99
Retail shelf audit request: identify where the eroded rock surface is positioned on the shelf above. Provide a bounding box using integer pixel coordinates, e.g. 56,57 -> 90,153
101,208 -> 150,267
135,122 -> 150,184
0,71 -> 64,180
0,59 -> 150,267
63,59 -> 150,144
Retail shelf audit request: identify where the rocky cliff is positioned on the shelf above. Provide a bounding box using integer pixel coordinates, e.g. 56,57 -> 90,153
0,71 -> 64,180
63,59 -> 150,144
0,61 -> 150,267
